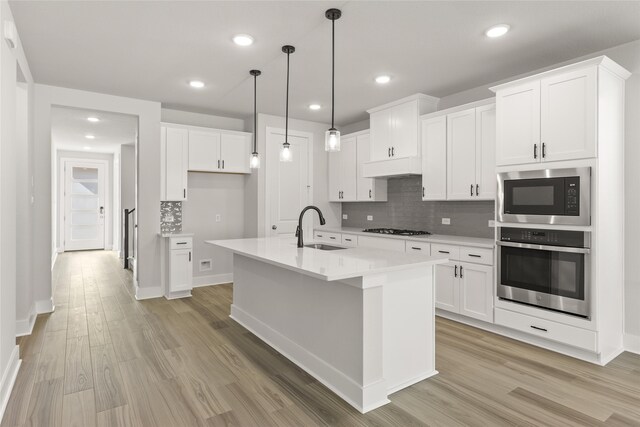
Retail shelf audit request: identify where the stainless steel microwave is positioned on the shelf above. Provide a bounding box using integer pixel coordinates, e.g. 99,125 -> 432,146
498,167 -> 591,226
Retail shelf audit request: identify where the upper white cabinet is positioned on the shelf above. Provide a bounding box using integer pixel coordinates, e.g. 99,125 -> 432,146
161,126 -> 188,201
188,130 -> 220,172
363,94 -> 439,178
420,100 -> 496,201
492,57 -> 624,166
329,131 -> 387,202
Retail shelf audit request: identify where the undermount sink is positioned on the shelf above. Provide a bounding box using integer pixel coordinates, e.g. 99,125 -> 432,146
304,243 -> 347,251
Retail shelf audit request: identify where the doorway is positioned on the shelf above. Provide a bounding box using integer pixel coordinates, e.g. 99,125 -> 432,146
62,159 -> 107,250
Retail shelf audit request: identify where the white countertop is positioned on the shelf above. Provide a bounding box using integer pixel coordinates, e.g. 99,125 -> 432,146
158,232 -> 195,238
315,226 -> 495,249
206,236 -> 447,281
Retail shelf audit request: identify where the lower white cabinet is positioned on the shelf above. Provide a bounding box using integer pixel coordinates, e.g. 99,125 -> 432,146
458,262 -> 493,322
357,235 -> 406,252
435,262 -> 459,312
166,236 -> 193,299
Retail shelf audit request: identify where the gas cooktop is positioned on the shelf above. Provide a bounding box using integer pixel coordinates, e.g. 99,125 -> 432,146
362,228 -> 431,236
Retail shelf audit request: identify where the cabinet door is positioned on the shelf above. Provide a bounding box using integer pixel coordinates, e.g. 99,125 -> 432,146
370,109 -> 393,161
540,67 -> 597,162
165,127 -> 188,201
434,262 -> 459,313
421,115 -> 447,201
447,109 -> 476,200
356,133 -> 387,201
391,101 -> 419,158
220,133 -> 250,173
495,81 -> 541,166
188,130 -> 220,172
169,249 -> 193,292
357,235 -> 405,252
475,104 -> 496,200
328,149 -> 341,202
458,262 -> 493,323
339,136 -> 358,201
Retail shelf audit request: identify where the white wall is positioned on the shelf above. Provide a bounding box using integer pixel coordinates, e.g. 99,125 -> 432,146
120,144 -> 135,258
161,108 -> 247,283
244,113 -> 341,238
0,1 -> 35,420
54,150 -> 114,251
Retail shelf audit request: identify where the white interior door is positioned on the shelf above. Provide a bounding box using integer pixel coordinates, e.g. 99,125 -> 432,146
64,161 -> 106,251
265,128 -> 312,237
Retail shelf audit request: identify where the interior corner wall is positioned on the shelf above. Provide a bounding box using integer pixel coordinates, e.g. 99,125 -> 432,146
33,84 -> 161,306
120,144 -> 135,257
245,113 -> 341,239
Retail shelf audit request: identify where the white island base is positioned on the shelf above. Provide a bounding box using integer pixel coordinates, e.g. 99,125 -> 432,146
229,252 -> 438,413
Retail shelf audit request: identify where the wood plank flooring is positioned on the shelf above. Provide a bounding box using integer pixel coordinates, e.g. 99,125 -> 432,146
2,250 -> 639,426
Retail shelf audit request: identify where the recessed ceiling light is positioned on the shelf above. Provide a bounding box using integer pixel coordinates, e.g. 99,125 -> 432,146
485,24 -> 510,38
309,104 -> 321,110
375,75 -> 391,84
233,34 -> 254,46
85,134 -> 95,139
189,80 -> 205,89
83,146 -> 91,150
87,117 -> 100,122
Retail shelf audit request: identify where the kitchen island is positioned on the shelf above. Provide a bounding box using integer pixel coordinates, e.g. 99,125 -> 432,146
207,236 -> 447,413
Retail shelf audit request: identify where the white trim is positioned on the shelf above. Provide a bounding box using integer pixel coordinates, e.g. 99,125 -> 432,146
135,284 -> 164,300
0,346 -> 21,423
624,333 -> 640,354
421,97 -> 495,120
231,304 -> 389,414
192,273 -> 233,287
16,302 -> 37,337
51,251 -> 58,271
367,93 -> 440,114
35,298 -> 54,314
386,370 -> 439,395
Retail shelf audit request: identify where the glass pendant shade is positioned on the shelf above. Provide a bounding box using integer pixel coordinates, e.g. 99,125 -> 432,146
325,128 -> 341,152
249,152 -> 260,169
280,143 -> 293,162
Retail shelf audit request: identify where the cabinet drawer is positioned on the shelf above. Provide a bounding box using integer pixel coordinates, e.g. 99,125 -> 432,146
341,234 -> 358,247
170,237 -> 192,250
405,241 -> 431,254
495,308 -> 597,352
460,247 -> 493,265
314,231 -> 341,243
431,244 -> 460,260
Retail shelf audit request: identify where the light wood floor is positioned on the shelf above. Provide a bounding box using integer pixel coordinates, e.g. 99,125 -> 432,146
2,250 -> 639,427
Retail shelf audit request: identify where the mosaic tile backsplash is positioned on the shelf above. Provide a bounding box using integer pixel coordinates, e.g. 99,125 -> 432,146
341,176 -> 495,238
160,201 -> 183,233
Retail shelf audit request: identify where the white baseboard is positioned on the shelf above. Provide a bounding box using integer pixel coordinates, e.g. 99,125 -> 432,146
51,251 -> 58,271
624,333 -> 640,354
16,302 -> 37,337
135,284 -> 164,300
105,245 -> 113,250
193,273 -> 233,288
0,346 -> 21,423
35,298 -> 54,314
231,304 -> 387,413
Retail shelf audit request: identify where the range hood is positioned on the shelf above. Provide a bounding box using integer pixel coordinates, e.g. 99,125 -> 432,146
362,157 -> 421,178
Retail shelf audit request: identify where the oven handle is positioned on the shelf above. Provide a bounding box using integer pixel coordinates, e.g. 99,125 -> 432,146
497,241 -> 590,254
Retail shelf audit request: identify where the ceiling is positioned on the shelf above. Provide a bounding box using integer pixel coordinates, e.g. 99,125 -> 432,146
11,1 -> 640,126
52,106 -> 138,154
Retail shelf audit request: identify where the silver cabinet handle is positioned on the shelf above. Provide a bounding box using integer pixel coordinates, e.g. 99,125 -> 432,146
422,187 -> 425,198
222,160 -> 225,169
189,251 -> 191,262
388,147 -> 391,157
542,143 -> 546,158
183,189 -> 186,198
391,146 -> 395,156
411,247 -> 422,250
454,265 -> 458,277
176,242 -> 187,245
534,143 -> 538,159
218,159 -> 220,169
460,265 -> 463,278
438,250 -> 450,254
317,234 -> 323,237
476,184 -> 479,196
369,189 -> 372,199
345,238 -> 352,242
329,236 -> 337,240
468,254 -> 481,258
530,325 -> 548,332
470,184 -> 473,196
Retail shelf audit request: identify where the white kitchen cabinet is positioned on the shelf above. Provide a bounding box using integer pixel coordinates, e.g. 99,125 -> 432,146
421,115 -> 447,201
435,262 -> 459,312
356,133 -> 387,201
357,235 -> 406,252
475,104 -> 497,199
370,108 -> 393,161
329,136 -> 357,201
220,133 -> 251,173
188,130 -> 220,172
458,262 -> 493,323
446,109 -> 477,200
493,62 -> 600,166
161,126 -> 188,201
540,67 -> 597,162
166,236 -> 193,299
391,101 -> 419,159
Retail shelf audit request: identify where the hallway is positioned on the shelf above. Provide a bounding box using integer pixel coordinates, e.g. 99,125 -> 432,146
2,251 -> 640,427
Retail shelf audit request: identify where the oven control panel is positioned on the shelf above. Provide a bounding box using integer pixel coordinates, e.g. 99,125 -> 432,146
500,227 -> 587,248
565,177 -> 580,215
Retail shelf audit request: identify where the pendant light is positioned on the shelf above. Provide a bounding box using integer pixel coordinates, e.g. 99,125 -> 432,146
280,45 -> 295,162
249,69 -> 261,169
325,8 -> 341,152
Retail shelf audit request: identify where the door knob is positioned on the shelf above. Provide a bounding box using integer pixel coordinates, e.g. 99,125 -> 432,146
99,206 -> 104,214
272,225 -> 277,230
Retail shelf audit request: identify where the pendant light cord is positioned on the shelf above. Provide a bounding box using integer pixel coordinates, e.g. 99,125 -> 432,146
253,73 -> 257,153
331,18 -> 335,129
285,51 -> 290,145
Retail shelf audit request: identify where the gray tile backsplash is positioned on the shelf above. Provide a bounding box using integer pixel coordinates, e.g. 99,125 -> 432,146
160,201 -> 183,233
341,176 -> 495,238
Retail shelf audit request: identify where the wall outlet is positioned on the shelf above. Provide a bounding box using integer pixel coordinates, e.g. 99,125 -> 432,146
367,215 -> 373,221
215,214 -> 221,222
488,220 -> 496,227
342,214 -> 348,220
199,259 -> 212,272
441,218 -> 451,225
